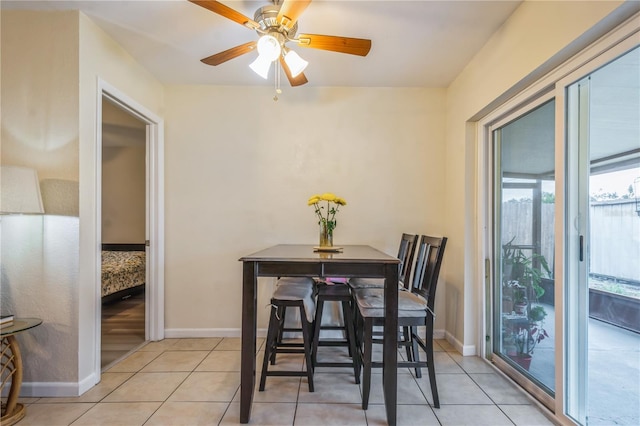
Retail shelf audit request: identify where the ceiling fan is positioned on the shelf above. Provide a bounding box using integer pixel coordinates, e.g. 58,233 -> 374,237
189,0 -> 372,87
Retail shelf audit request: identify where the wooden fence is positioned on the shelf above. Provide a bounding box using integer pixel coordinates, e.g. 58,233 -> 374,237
502,199 -> 639,282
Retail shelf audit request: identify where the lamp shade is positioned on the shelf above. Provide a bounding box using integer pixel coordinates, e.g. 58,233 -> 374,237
250,55 -> 273,79
256,34 -> 281,61
284,50 -> 308,77
0,166 -> 45,214
250,34 -> 283,79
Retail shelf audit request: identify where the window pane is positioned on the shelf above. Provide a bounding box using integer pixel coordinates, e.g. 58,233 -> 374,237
494,99 -> 556,394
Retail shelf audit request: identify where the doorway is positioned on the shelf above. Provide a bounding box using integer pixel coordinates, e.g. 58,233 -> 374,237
100,98 -> 147,369
95,79 -> 165,378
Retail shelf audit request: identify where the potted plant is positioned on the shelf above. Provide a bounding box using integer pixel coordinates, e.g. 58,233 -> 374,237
506,305 -> 549,370
502,237 -> 552,308
512,285 -> 528,315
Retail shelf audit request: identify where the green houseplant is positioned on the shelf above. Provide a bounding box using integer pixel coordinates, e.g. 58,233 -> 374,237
503,305 -> 549,370
502,237 -> 552,309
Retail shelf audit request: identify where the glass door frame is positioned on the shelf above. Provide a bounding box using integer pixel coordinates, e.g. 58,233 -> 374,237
475,14 -> 639,424
555,37 -> 639,425
486,92 -> 557,411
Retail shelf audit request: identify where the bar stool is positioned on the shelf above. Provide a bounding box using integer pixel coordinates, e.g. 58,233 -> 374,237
310,279 -> 360,383
259,280 -> 316,392
272,277 -> 316,354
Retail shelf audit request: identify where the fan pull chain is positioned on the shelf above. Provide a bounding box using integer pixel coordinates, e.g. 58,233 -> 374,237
273,62 -> 282,102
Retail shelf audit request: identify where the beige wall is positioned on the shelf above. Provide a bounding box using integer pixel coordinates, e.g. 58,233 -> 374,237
1,10 -> 81,384
1,9 -> 163,395
101,144 -> 146,243
163,86 -> 446,332
102,100 -> 146,244
1,11 -> 79,182
443,0 -> 628,353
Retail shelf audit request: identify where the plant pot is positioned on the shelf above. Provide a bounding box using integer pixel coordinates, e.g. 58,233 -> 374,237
514,302 -> 527,315
502,297 -> 513,313
509,354 -> 532,371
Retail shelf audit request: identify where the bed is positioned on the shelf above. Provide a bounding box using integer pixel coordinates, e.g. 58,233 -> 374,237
101,243 -> 146,303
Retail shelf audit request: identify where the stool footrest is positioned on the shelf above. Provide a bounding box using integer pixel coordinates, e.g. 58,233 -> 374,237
314,361 -> 357,368
264,371 -> 310,377
274,348 -> 305,354
316,340 -> 349,347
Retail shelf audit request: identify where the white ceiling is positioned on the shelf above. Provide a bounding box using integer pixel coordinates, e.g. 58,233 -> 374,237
2,0 -> 522,87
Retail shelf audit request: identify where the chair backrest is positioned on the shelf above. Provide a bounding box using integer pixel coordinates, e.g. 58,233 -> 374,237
409,235 -> 447,310
397,233 -> 419,289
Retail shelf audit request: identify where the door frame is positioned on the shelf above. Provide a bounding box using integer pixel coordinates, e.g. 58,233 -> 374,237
95,78 -> 165,377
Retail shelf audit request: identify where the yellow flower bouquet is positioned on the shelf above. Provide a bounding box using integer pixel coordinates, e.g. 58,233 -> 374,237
308,193 -> 347,247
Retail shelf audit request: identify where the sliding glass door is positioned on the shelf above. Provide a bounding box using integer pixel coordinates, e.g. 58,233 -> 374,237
489,42 -> 639,424
565,46 -> 640,426
492,98 -> 556,397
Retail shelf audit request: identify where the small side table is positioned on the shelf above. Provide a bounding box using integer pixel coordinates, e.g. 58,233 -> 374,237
1,318 -> 42,426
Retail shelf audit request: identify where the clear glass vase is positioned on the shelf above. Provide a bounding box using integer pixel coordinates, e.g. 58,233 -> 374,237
319,221 -> 333,247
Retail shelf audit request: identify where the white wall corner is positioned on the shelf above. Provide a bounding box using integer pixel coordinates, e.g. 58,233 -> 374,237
446,330 -> 477,356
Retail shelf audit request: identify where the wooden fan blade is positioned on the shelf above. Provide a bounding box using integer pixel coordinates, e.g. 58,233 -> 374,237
279,56 -> 308,86
277,0 -> 312,30
201,41 -> 257,66
189,0 -> 259,29
296,34 -> 371,56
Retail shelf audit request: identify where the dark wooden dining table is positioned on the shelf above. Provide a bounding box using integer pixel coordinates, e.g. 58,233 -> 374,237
239,244 -> 400,425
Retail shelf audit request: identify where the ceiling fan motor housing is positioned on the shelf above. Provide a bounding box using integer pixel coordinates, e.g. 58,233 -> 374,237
254,5 -> 298,40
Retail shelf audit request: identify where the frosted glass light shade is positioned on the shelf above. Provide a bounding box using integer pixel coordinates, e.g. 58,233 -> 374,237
249,55 -> 273,79
250,34 -> 282,79
256,35 -> 281,61
0,166 -> 45,214
284,50 -> 308,77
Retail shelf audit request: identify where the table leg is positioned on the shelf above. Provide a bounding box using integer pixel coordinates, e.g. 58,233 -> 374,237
1,335 -> 26,426
240,261 -> 258,423
383,263 -> 398,426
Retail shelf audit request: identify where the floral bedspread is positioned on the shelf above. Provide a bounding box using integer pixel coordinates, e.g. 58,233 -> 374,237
101,251 -> 146,297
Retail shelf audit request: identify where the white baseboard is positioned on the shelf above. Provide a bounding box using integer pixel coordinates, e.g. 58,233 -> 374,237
9,371 -> 98,398
15,381 -> 81,398
165,328 -> 449,345
445,330 -> 477,356
164,328 -> 268,338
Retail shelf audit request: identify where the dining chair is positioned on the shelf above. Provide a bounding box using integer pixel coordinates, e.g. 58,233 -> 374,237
354,234 -> 447,409
348,233 -> 418,291
349,232 -> 418,364
259,278 -> 316,392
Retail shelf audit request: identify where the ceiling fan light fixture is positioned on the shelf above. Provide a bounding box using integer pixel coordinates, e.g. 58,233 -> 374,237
284,49 -> 308,77
249,54 -> 272,79
256,34 -> 281,62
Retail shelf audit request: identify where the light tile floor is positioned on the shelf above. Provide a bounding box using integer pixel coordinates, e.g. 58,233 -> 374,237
17,338 -> 556,425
